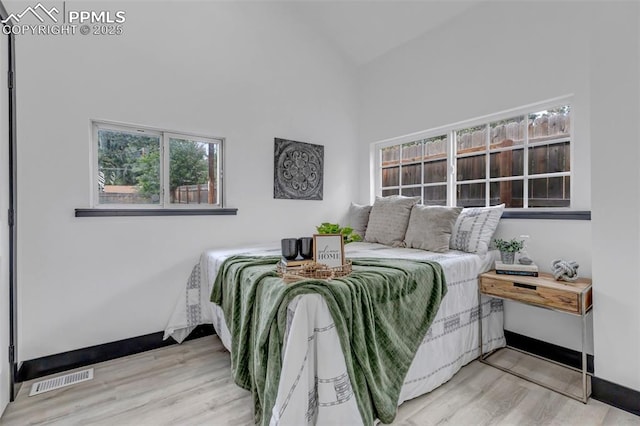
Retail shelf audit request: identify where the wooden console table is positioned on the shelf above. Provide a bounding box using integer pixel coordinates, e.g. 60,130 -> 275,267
478,270 -> 593,403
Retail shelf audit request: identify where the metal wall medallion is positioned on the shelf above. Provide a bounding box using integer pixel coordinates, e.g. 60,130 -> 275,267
274,138 -> 324,200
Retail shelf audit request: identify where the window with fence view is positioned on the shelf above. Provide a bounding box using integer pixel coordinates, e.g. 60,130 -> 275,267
95,122 -> 222,207
380,103 -> 571,208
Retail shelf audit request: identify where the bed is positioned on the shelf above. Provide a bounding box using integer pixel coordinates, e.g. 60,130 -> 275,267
164,241 -> 506,425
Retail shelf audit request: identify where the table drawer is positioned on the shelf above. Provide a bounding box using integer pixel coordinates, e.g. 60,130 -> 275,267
480,276 -> 580,313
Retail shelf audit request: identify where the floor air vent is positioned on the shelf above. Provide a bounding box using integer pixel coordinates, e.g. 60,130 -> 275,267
29,368 -> 94,396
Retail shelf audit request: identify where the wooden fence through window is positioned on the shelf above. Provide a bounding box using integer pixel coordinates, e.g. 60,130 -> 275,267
173,183 -> 216,204
380,111 -> 571,207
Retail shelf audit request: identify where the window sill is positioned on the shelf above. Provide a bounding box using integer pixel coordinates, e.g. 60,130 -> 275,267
75,208 -> 238,217
501,210 -> 590,220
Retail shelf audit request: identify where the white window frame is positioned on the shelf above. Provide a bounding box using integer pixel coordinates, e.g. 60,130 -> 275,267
378,135 -> 450,205
372,95 -> 574,210
91,120 -> 224,209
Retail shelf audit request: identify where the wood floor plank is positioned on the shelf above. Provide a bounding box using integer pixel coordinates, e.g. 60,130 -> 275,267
390,362 -> 504,425
485,349 -> 586,397
0,337 -> 637,425
498,386 -> 568,426
601,406 -> 640,425
444,374 -> 530,425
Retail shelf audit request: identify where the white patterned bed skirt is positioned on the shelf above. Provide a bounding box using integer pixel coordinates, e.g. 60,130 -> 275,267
164,242 -> 505,425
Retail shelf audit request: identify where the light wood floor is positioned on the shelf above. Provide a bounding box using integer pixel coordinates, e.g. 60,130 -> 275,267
1,336 -> 638,425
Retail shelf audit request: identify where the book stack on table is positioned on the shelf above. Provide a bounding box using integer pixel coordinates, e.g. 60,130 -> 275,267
495,261 -> 539,277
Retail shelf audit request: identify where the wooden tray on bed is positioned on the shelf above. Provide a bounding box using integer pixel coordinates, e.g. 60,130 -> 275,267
277,260 -> 352,283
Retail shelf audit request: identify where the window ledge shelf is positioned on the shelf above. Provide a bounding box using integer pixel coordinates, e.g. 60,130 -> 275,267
501,210 -> 590,220
75,208 -> 238,217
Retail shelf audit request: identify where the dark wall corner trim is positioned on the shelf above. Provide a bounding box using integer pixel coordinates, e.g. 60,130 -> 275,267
16,324 -> 215,382
506,330 -> 640,417
75,208 -> 238,217
501,210 -> 591,220
504,330 -> 594,373
592,377 -> 640,417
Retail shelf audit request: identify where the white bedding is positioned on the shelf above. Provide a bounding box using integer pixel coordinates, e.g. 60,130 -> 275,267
164,242 -> 505,425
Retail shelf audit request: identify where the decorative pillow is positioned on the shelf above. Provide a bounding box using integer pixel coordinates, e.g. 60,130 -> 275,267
404,206 -> 463,253
365,195 -> 420,247
450,204 -> 505,254
344,202 -> 372,238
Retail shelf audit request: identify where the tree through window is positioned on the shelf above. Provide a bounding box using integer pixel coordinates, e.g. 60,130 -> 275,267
94,122 -> 223,207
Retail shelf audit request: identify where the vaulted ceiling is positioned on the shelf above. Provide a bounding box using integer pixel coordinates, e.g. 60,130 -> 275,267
2,0 -> 484,67
284,1 -> 484,66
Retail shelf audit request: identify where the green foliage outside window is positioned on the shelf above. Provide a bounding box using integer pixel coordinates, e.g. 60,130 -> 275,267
98,130 -> 210,200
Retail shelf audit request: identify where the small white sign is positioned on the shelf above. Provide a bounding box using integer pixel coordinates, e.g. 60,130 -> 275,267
313,234 -> 344,268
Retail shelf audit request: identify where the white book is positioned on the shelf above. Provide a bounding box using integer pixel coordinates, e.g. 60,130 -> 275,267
495,261 -> 539,272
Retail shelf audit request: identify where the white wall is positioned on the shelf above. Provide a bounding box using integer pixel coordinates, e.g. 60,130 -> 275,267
14,1 -> 359,361
358,1 -> 640,391
495,220 -> 593,354
589,2 -> 640,392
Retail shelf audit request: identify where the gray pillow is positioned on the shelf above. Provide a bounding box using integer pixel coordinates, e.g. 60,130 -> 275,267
404,206 -> 463,252
345,202 -> 372,238
365,195 -> 420,247
450,204 -> 505,254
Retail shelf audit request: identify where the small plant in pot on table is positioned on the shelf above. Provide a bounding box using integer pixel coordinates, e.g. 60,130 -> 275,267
493,238 -> 524,264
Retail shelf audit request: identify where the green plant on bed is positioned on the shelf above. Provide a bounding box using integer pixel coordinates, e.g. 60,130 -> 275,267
316,222 -> 362,244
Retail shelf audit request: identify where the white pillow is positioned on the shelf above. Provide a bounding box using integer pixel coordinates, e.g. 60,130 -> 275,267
365,195 -> 420,247
345,203 -> 372,238
450,204 -> 505,254
404,206 -> 462,253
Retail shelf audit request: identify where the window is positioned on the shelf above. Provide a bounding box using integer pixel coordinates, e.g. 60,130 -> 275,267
381,135 -> 448,205
376,101 -> 571,209
93,121 -> 223,208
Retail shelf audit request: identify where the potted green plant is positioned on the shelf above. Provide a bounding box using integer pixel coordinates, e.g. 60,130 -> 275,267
316,223 -> 362,244
493,238 -> 524,264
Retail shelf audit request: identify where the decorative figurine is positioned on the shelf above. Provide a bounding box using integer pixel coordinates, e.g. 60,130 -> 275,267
552,259 -> 580,282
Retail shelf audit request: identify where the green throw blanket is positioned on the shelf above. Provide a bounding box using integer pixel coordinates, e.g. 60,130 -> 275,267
211,256 -> 447,425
